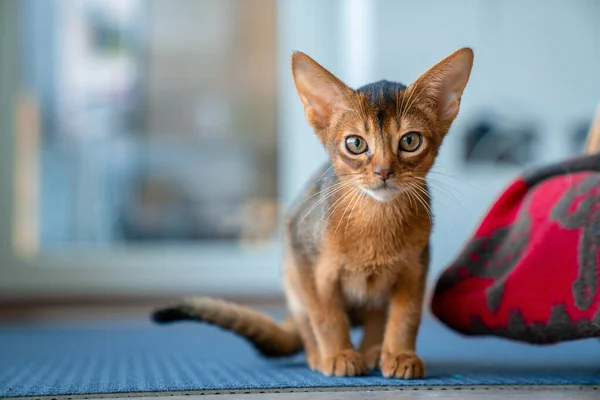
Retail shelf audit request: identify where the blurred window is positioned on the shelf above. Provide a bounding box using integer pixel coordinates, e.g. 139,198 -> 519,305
15,0 -> 277,251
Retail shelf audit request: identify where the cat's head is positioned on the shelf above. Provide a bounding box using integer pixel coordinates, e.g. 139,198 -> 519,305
291,48 -> 473,202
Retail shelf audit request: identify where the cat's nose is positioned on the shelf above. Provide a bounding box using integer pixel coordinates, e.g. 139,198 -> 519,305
374,168 -> 394,182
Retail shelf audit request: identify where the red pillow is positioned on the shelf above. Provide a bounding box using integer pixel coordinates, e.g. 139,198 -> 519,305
431,154 -> 600,344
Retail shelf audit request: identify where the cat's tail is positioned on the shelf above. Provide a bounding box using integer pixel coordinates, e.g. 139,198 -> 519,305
152,297 -> 302,357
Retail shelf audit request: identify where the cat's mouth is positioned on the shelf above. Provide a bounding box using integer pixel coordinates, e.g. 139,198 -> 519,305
361,182 -> 402,202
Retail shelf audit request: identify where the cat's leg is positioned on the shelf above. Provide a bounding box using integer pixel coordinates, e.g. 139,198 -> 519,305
380,255 -> 427,379
358,307 -> 387,370
283,252 -> 321,371
285,249 -> 365,376
293,313 -> 320,371
285,285 -> 320,370
301,255 -> 366,377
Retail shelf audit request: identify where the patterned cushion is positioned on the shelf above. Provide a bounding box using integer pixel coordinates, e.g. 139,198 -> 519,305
431,154 -> 600,344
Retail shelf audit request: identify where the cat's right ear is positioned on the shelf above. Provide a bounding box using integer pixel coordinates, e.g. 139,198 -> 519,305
291,52 -> 353,133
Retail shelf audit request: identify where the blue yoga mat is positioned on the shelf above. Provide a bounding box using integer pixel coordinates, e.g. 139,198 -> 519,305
1,316 -> 598,397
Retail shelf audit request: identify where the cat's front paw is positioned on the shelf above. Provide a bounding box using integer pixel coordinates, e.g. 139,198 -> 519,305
306,350 -> 321,372
380,351 -> 425,379
320,349 -> 367,377
361,345 -> 381,370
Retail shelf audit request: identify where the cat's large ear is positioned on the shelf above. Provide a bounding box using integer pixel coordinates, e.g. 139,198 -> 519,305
408,47 -> 473,126
291,52 -> 353,133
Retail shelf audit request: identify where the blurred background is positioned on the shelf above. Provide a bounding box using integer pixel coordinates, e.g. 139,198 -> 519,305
0,0 -> 599,313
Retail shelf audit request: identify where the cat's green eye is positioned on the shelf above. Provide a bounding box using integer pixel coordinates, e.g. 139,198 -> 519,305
345,136 -> 368,155
399,132 -> 423,152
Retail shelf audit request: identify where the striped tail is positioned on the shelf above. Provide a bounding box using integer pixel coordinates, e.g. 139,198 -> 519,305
152,297 -> 302,357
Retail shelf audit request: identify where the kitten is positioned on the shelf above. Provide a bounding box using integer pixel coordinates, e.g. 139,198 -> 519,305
152,48 -> 474,379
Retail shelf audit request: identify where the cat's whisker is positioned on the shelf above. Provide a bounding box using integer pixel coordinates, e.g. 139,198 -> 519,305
407,178 -> 476,226
412,193 -> 433,220
304,180 -> 347,198
417,184 -> 473,226
416,176 -> 462,193
298,180 -> 357,224
409,182 -> 432,203
345,190 -> 365,236
309,172 -> 364,183
333,187 -> 362,236
427,183 -> 472,208
428,187 -> 463,208
318,187 -> 356,226
412,176 -> 462,199
424,170 -> 482,191
405,182 -> 433,221
294,180 -> 353,210
315,183 -> 359,227
334,173 -> 364,178
307,180 -> 357,212
333,187 -> 362,238
304,169 -> 363,186
415,196 -> 433,221
404,186 -> 420,216
403,186 -> 416,210
406,180 -> 431,200
314,164 -> 334,182
411,173 -> 468,196
429,186 -> 462,206
412,176 -> 475,207
409,190 -> 423,217
319,186 -> 359,235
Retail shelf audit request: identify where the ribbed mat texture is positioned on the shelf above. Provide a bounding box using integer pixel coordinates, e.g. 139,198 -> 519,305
1,318 -> 598,397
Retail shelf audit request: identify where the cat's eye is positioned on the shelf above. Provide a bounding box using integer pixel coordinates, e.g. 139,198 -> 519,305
399,132 -> 423,152
345,136 -> 368,155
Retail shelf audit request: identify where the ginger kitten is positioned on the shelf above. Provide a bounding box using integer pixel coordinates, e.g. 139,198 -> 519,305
153,48 -> 474,379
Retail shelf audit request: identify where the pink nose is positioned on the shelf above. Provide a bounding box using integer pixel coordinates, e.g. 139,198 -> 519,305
375,168 -> 393,182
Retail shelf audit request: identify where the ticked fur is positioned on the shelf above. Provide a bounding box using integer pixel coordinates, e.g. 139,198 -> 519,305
153,48 -> 474,379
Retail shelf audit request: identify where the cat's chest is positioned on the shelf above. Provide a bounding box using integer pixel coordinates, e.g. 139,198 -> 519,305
340,264 -> 397,307
329,206 -> 429,265
334,219 -> 427,306
332,224 -> 417,266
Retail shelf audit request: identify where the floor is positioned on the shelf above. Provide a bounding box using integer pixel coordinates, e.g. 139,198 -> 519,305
186,388 -> 600,400
170,388 -> 599,400
1,299 -> 598,400
7,387 -> 598,400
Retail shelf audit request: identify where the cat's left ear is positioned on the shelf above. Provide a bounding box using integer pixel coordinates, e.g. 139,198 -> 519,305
409,48 -> 474,126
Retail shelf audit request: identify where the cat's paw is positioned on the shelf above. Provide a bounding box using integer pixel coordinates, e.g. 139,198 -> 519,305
320,349 -> 367,377
361,345 -> 381,370
306,350 -> 321,372
380,351 -> 425,379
